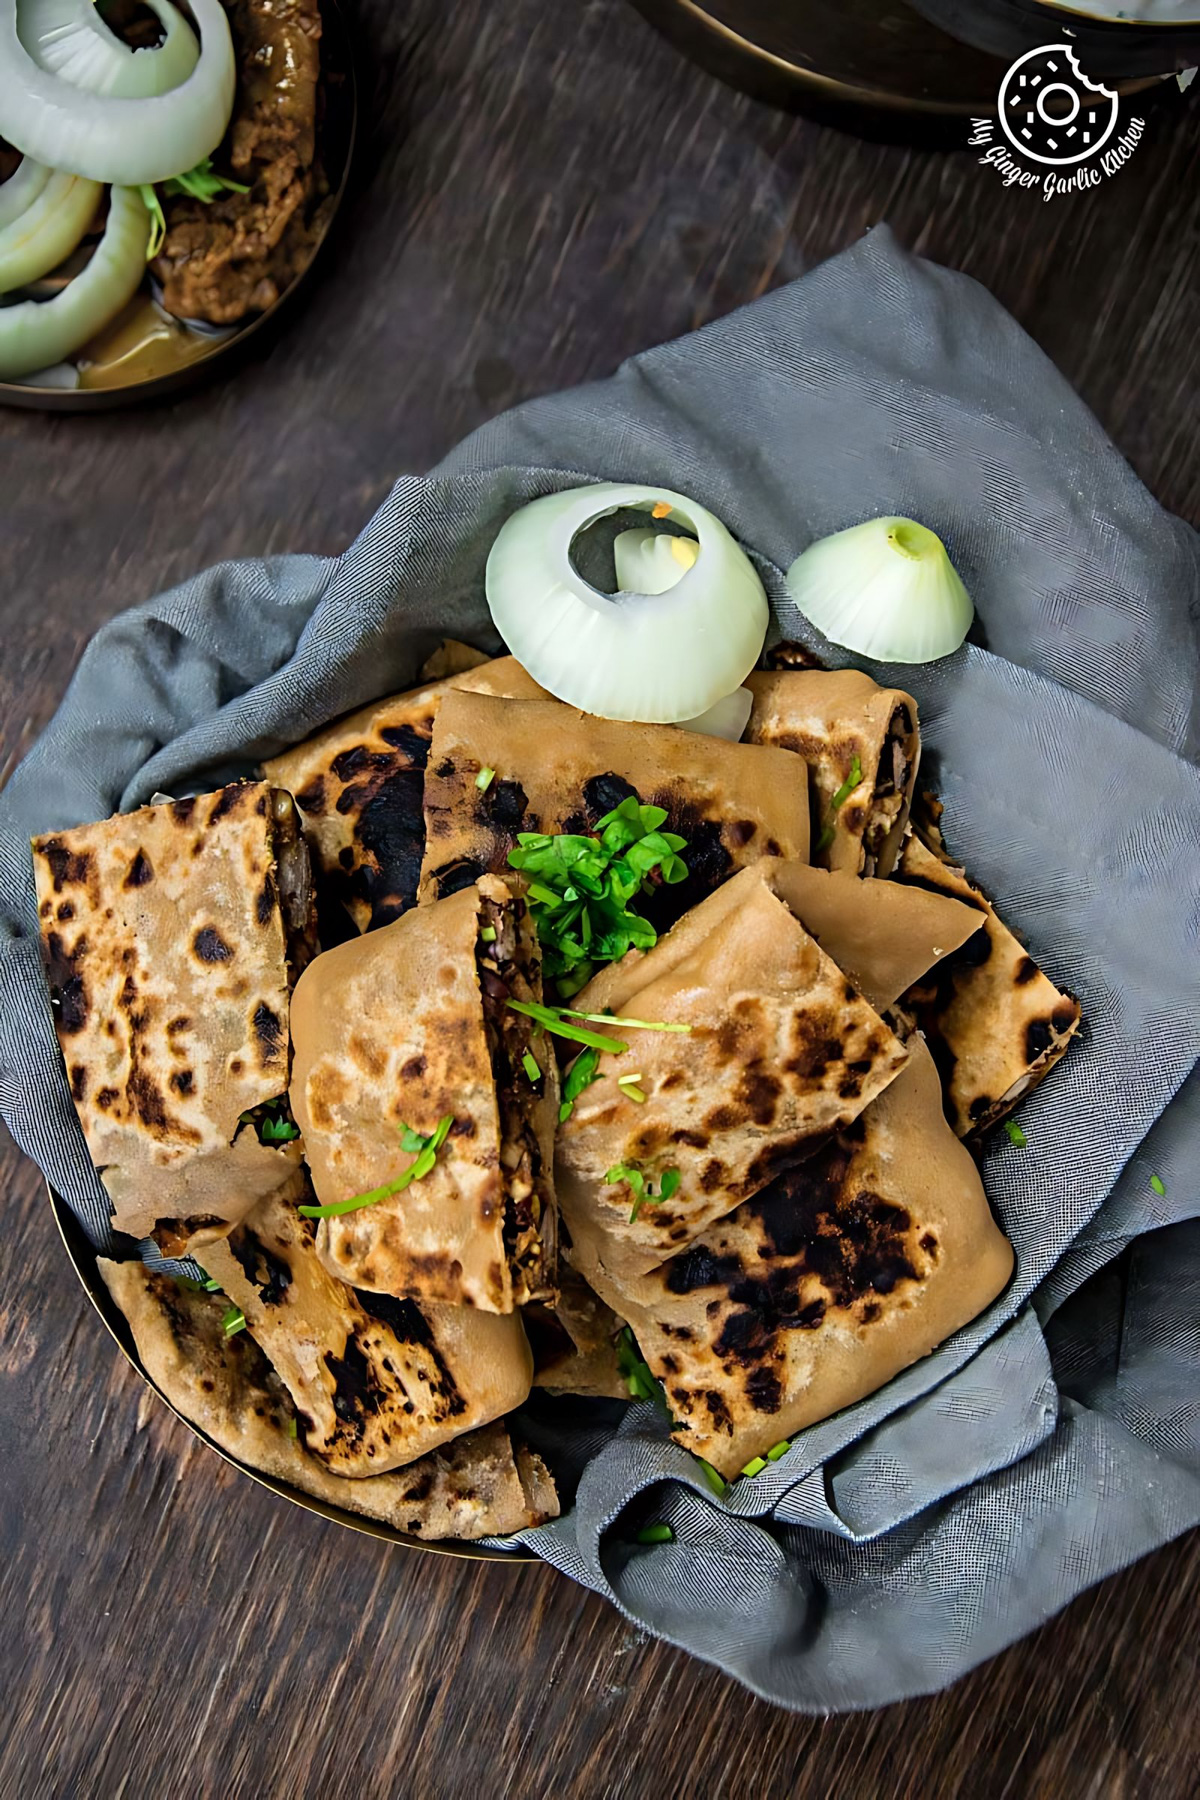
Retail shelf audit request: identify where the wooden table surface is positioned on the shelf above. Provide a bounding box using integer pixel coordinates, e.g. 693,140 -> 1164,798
1,4 -> 1197,1795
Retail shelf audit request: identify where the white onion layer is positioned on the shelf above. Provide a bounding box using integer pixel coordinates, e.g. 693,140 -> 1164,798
0,0 -> 234,185
0,155 -> 52,229
20,0 -> 199,98
0,183 -> 149,380
613,527 -> 699,596
486,483 -> 769,724
0,168 -> 101,295
676,687 -> 754,741
786,516 -> 974,665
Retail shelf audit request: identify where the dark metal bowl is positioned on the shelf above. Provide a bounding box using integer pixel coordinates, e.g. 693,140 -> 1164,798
910,1 -> 1200,78
0,0 -> 358,413
627,0 -> 1163,142
51,1189 -> 537,1561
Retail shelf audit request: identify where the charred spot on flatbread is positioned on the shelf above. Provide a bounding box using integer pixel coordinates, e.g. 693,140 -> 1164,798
895,831 -> 1081,1136
261,659 -> 546,934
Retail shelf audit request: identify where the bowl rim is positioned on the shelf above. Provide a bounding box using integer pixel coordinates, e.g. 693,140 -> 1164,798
0,0 -> 358,414
49,1186 -> 539,1563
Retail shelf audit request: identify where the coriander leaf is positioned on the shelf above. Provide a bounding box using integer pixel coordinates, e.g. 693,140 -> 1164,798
1004,1119 -> 1028,1148
399,1124 -> 427,1153
559,1046 -> 601,1122
261,1117 -> 300,1144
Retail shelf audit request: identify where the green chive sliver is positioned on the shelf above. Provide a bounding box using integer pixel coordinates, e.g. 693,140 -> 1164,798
522,1049 -> 542,1082
479,925 -> 497,943
222,1306 -> 246,1337
505,999 -> 628,1055
1150,1174 -> 1167,1196
635,1523 -> 674,1545
286,1418 -> 298,1439
740,1456 -> 767,1478
1004,1120 -> 1028,1148
696,1457 -> 727,1496
476,767 -> 495,791
299,1113 -> 454,1219
817,753 -> 864,853
766,1440 -> 790,1462
558,1008 -> 692,1035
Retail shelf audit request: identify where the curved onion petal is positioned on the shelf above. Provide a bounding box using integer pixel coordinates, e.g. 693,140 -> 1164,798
786,516 -> 974,665
486,483 -> 769,723
20,0 -> 199,98
0,183 -> 149,380
0,168 -> 102,295
0,0 -> 234,185
676,687 -> 754,741
613,527 -> 699,597
0,154 -> 52,228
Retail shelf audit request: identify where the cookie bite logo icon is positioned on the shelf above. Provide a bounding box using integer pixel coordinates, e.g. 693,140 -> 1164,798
969,45 -> 1144,200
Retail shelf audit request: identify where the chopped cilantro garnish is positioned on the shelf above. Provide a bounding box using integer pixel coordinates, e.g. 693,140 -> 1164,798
476,767 -> 496,791
222,1305 -> 246,1338
479,924 -> 497,943
522,1049 -> 542,1083
506,999 -> 628,1055
299,1114 -> 455,1219
635,1523 -> 674,1544
558,1046 -> 601,1123
766,1440 -> 790,1462
605,1160 -> 681,1222
696,1457 -> 727,1496
1150,1174 -> 1166,1196
261,1117 -> 300,1144
617,1327 -> 670,1414
1004,1119 -> 1028,1148
740,1456 -> 767,1478
816,753 -> 864,854
507,799 -> 689,991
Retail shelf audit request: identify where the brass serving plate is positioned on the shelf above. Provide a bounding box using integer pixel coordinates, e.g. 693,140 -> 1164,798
51,1188 -> 537,1562
628,0 -> 1162,141
0,0 -> 357,413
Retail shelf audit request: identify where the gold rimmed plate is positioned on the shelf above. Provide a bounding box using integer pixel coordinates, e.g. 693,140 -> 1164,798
1,0 -> 357,413
50,1188 -> 537,1562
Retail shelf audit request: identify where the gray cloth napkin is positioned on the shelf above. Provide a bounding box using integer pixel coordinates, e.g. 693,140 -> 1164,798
1,226 -> 1197,1712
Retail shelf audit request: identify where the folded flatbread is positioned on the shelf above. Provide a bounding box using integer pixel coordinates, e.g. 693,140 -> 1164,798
263,656 -> 546,933
198,1177 -> 534,1476
417,692 -> 811,920
98,1257 -> 557,1538
584,1036 -> 1014,1476
290,874 -> 558,1312
745,670 -> 920,877
895,828 -> 1082,1136
554,863 -> 951,1284
32,783 -> 317,1241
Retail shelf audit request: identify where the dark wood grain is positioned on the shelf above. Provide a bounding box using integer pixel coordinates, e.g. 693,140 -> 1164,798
1,3 -> 1197,1795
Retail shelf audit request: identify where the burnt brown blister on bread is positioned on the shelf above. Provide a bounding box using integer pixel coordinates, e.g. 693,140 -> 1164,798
416,691 -> 811,912
894,830 -> 1081,1138
98,1257 -> 556,1537
263,659 -> 546,934
32,782 -> 314,1242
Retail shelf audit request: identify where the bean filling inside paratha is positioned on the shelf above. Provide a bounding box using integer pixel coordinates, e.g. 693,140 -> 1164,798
475,891 -> 553,1305
862,704 -> 915,875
